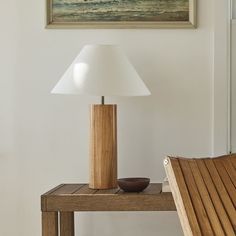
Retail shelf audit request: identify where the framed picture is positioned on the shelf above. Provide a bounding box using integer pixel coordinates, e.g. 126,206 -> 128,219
46,0 -> 196,29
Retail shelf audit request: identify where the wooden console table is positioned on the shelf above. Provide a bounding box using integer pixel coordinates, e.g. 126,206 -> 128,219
41,183 -> 175,236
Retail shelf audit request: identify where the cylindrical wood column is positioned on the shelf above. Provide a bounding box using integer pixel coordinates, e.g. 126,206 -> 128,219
89,104 -> 117,189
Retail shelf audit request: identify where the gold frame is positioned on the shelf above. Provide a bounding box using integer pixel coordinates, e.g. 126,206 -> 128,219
46,0 -> 197,29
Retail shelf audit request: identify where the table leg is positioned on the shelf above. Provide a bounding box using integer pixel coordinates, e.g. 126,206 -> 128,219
42,211 -> 58,236
60,212 -> 75,236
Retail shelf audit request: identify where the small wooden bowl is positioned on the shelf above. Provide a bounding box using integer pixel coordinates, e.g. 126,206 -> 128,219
118,178 -> 150,192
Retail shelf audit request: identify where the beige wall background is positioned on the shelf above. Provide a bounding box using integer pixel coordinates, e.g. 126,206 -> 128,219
231,3 -> 236,152
0,0 -> 229,235
233,0 -> 236,18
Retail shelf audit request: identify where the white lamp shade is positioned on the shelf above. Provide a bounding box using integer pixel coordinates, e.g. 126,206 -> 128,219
51,45 -> 151,96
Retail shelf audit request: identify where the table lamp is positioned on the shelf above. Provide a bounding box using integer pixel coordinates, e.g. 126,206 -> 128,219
51,44 -> 151,189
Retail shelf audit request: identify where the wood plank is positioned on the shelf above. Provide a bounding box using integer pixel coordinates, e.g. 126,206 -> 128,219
60,212 -> 74,236
74,185 -> 97,194
223,156 -> 236,188
50,184 -> 83,195
42,212 -> 58,236
197,159 -> 235,235
117,190 -> 140,195
189,160 -> 225,236
179,158 -> 214,235
164,157 -> 201,236
45,193 -> 176,211
96,188 -> 120,194
214,158 -> 236,207
140,183 -> 162,195
42,184 -> 64,196
42,185 -> 66,210
204,159 -> 236,230
230,154 -> 236,170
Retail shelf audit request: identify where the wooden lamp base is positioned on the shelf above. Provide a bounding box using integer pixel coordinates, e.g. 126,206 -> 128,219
89,104 -> 117,189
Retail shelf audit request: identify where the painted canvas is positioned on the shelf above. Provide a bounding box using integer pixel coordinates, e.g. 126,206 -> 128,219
46,0 -> 196,28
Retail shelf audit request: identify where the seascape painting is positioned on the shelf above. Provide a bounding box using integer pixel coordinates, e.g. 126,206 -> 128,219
47,0 -> 196,28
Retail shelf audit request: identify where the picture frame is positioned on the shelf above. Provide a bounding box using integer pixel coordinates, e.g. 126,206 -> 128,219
46,0 -> 197,29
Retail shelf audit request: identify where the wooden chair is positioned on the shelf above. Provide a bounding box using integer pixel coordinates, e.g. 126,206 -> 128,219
164,154 -> 236,236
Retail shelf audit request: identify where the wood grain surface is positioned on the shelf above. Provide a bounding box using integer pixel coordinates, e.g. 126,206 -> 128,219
42,212 -> 58,236
41,183 -> 175,212
60,212 -> 74,236
164,154 -> 236,236
89,105 -> 117,189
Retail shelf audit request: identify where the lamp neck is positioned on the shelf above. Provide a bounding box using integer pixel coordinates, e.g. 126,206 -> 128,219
101,96 -> 105,105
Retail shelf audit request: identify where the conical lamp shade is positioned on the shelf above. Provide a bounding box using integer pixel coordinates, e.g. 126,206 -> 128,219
51,45 -> 151,96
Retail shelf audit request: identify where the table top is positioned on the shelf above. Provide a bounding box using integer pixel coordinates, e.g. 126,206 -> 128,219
41,183 -> 175,212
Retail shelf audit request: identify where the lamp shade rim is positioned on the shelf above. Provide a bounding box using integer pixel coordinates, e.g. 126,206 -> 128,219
51,89 -> 151,96
51,44 -> 151,96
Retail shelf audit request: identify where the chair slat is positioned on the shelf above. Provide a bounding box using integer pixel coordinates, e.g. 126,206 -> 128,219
189,160 -> 225,236
223,156 -> 236,188
165,155 -> 236,236
196,159 -> 235,235
214,158 -> 236,207
230,154 -> 236,170
204,159 -> 236,230
164,157 -> 201,236
179,159 -> 214,235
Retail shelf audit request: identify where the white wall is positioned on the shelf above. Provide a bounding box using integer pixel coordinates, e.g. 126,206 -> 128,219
233,0 -> 236,19
231,19 -> 236,152
0,1 -> 19,236
231,0 -> 236,152
0,0 -> 223,235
